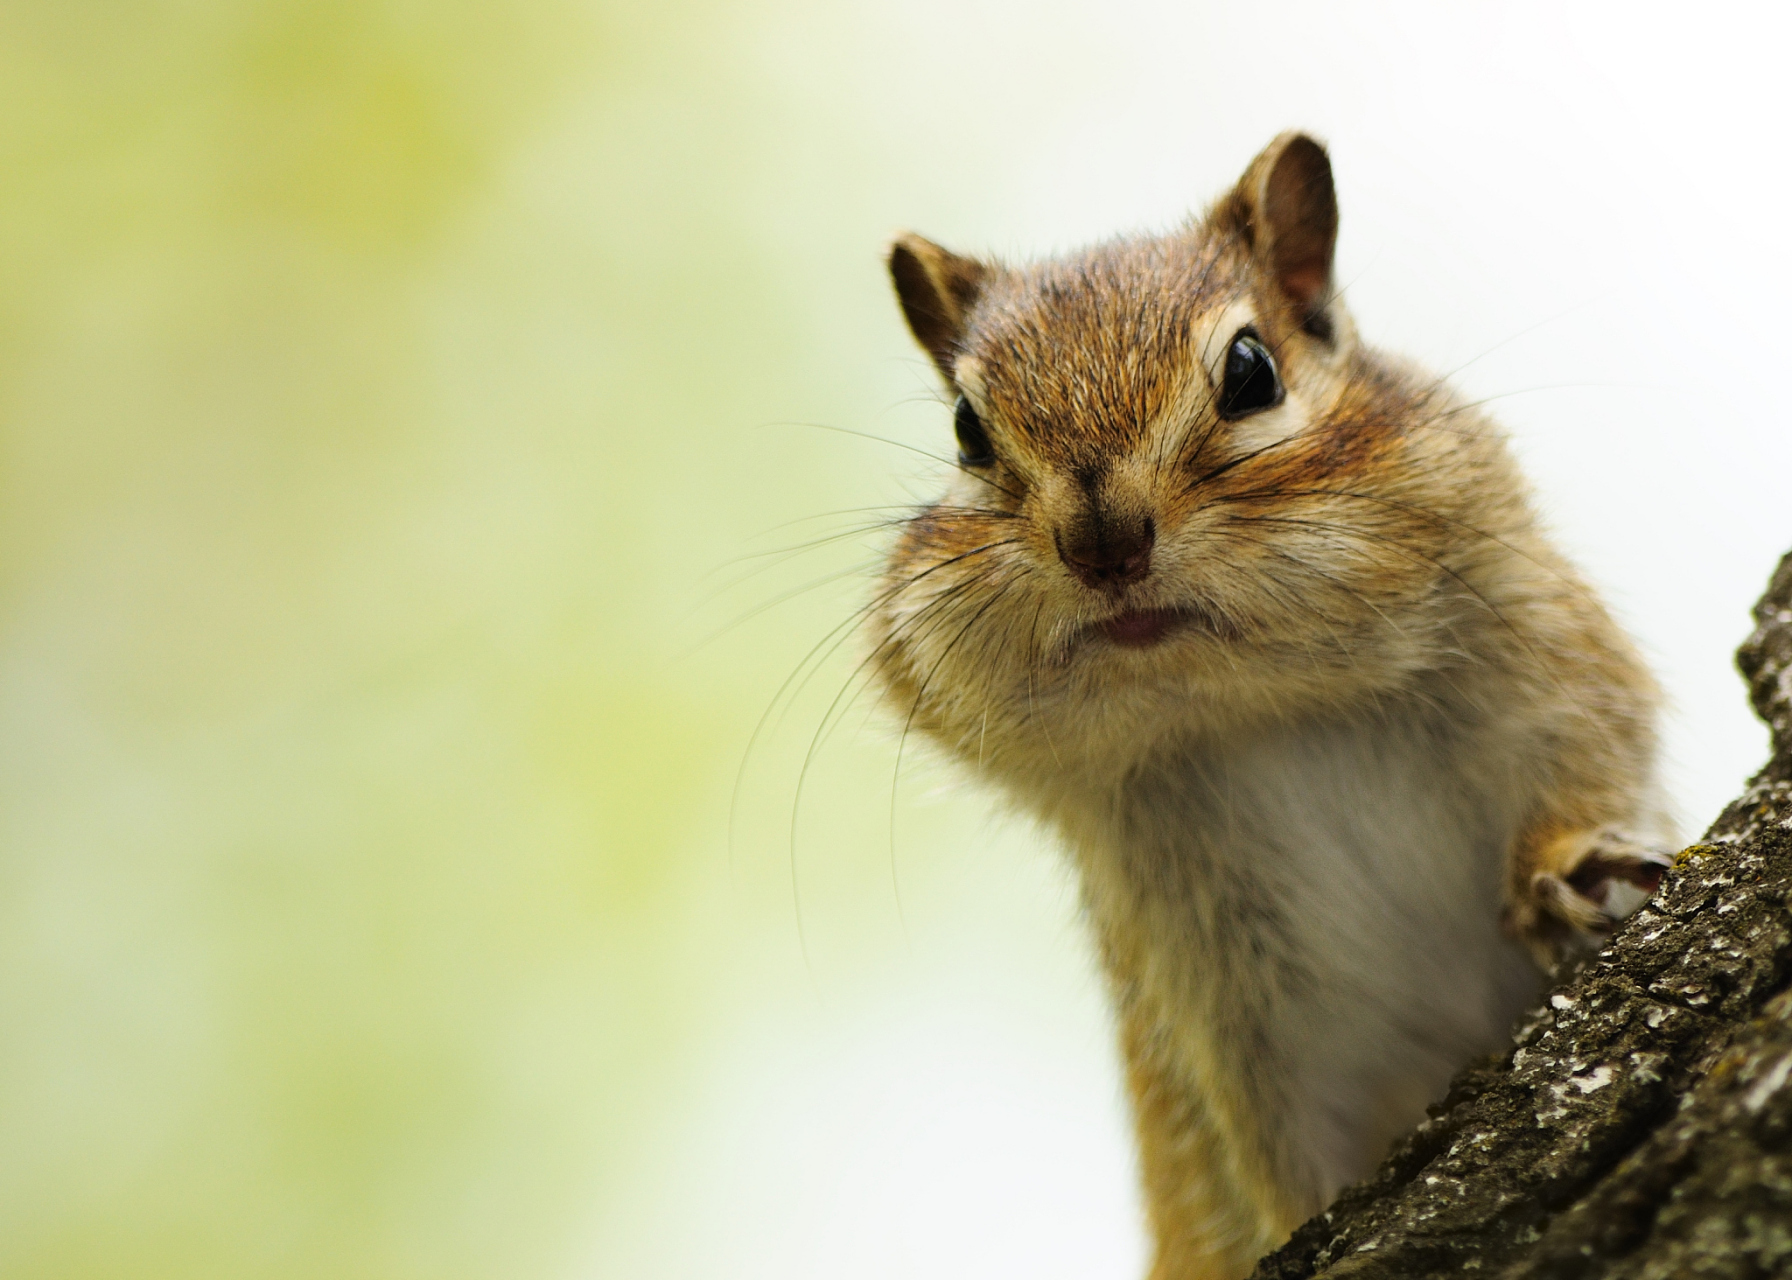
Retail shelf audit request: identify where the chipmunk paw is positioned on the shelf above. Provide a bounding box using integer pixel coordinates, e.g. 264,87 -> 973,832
1506,827 -> 1671,970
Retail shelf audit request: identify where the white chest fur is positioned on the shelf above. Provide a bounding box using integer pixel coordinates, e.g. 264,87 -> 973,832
1062,707 -> 1545,1207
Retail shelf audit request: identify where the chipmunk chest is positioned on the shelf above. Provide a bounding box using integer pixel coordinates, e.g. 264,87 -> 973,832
1128,719 -> 1522,965
1084,714 -> 1542,1190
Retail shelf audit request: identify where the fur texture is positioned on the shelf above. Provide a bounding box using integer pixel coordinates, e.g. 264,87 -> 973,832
869,134 -> 1672,1279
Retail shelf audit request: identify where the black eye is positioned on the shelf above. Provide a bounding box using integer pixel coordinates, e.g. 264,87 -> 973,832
1219,329 -> 1285,420
954,396 -> 995,466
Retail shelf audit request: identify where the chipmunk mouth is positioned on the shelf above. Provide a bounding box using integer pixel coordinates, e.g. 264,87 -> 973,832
1056,602 -> 1236,664
1096,606 -> 1197,648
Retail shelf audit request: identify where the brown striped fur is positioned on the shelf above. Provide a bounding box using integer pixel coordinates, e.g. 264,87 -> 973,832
868,134 -> 1670,1278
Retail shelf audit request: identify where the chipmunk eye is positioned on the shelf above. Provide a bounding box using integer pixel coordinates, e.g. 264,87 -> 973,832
1219,329 -> 1285,420
954,396 -> 995,467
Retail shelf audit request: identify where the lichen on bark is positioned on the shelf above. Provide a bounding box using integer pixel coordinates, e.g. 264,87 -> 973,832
1251,551 -> 1792,1280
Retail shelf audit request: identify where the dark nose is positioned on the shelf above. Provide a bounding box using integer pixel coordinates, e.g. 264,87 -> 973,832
1058,518 -> 1154,590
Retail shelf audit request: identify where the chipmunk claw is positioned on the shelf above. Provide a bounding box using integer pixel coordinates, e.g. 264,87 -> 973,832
1509,828 -> 1671,969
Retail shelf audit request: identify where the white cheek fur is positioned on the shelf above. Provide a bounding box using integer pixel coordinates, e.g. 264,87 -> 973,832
1224,395 -> 1307,458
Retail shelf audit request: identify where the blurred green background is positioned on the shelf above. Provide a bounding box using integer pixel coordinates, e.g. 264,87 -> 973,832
0,3 -> 1142,1276
5,3 -> 1788,1277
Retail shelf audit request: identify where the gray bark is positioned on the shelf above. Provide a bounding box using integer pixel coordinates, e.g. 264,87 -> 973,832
1252,550 -> 1792,1280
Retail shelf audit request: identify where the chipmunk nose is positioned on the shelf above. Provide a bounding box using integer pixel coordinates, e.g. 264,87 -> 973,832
1058,517 -> 1155,590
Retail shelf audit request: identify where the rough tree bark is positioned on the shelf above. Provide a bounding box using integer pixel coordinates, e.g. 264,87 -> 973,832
1251,549 -> 1792,1280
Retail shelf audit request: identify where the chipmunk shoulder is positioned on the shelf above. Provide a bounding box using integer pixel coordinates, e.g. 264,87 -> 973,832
867,133 -> 1675,1279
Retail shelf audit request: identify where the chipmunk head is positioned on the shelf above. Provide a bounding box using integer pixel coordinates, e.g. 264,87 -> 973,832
871,133 -> 1501,776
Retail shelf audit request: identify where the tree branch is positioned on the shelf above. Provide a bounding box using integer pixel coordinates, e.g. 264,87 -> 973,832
1252,549 -> 1792,1280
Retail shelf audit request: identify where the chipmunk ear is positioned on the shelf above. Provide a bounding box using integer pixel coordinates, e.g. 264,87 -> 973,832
1226,132 -> 1338,335
888,233 -> 988,377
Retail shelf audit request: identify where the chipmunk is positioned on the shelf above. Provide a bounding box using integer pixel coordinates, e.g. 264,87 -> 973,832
867,133 -> 1675,1279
